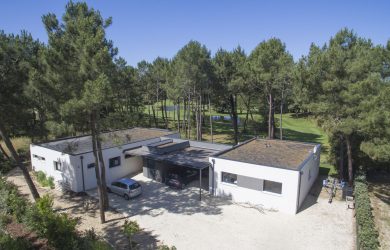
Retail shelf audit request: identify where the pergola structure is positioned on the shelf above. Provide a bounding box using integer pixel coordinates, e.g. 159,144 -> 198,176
125,138 -> 221,200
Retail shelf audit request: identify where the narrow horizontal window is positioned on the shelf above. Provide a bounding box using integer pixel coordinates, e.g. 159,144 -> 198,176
263,180 -> 282,194
109,156 -> 121,168
221,172 -> 237,185
33,155 -> 45,161
87,163 -> 95,169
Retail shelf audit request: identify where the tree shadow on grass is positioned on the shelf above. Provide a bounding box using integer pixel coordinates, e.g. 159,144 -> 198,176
277,128 -> 322,144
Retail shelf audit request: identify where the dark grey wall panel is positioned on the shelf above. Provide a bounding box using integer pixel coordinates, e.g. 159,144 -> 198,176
237,175 -> 263,191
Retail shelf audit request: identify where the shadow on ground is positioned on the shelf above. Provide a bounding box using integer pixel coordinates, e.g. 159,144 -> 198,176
298,175 -> 326,213
97,178 -> 232,218
368,174 -> 390,205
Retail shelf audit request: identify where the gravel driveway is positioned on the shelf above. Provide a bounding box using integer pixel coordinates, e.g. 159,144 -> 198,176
88,173 -> 355,250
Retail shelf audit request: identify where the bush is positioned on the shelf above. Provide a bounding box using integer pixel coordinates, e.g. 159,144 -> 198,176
34,171 -> 55,189
355,174 -> 380,250
123,220 -> 140,250
78,228 -> 113,250
0,176 -> 28,222
0,231 -> 33,250
25,194 -> 79,250
0,157 -> 16,174
158,244 -> 177,250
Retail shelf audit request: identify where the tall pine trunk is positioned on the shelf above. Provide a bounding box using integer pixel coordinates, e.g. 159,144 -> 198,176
280,91 -> 284,140
188,93 -> 191,139
177,98 -> 181,132
208,94 -> 213,143
268,93 -> 275,139
0,143 -> 10,160
151,105 -> 157,127
199,94 -> 203,141
0,120 -> 40,201
339,135 -> 344,181
148,104 -> 151,127
182,98 -> 187,135
91,112 -> 105,223
164,99 -> 169,129
230,94 -> 239,145
346,135 -> 353,186
96,113 -> 109,210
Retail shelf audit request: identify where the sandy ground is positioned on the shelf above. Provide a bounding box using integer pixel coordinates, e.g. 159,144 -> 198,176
369,175 -> 390,250
88,173 -> 356,250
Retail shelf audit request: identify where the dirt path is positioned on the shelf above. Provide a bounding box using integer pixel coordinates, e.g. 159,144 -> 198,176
6,168 -> 158,249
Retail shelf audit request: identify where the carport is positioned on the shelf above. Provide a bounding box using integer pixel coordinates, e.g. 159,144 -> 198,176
125,139 -> 218,201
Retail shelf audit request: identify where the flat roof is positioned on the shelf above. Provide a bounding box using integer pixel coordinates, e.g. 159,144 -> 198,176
37,128 -> 175,155
125,139 -> 224,169
214,139 -> 318,170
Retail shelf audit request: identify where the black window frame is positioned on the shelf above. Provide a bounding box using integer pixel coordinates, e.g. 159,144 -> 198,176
263,180 -> 282,194
221,172 -> 238,185
109,156 -> 121,168
87,163 -> 95,169
54,161 -> 62,171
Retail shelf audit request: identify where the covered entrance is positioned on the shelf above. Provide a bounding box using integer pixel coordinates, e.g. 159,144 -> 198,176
125,138 -> 217,200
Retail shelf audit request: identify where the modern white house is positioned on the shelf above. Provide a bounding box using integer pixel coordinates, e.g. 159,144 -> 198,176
209,138 -> 321,214
30,127 -> 320,214
30,128 -> 179,192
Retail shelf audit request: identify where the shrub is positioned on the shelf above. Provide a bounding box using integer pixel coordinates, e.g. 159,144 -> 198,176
0,176 -> 28,222
158,244 -> 177,250
355,174 -> 380,250
78,228 -> 112,250
47,176 -> 55,189
0,231 -> 33,250
34,171 -> 55,189
123,220 -> 140,250
0,157 -> 16,174
25,194 -> 79,250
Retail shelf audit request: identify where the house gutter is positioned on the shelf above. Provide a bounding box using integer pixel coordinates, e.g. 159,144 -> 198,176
80,156 -> 85,192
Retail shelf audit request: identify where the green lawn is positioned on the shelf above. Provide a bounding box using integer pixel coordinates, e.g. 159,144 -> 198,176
143,103 -> 336,176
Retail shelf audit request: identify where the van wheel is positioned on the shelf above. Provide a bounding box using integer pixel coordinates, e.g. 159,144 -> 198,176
124,194 -> 130,200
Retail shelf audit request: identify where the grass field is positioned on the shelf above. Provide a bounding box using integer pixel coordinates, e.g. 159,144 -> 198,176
1,107 -> 336,176
0,136 -> 31,156
144,104 -> 336,175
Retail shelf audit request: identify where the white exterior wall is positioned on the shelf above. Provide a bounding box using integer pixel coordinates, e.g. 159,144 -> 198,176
209,157 -> 300,214
297,145 -> 321,209
30,144 -> 78,191
30,134 -> 180,193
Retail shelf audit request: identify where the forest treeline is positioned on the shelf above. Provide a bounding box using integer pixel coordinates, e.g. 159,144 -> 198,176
1,2 -> 389,194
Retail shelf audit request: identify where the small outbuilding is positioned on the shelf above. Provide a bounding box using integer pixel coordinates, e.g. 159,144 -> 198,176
209,138 -> 321,214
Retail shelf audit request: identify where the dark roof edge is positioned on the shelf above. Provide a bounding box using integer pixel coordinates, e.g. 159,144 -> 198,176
32,129 -> 178,156
211,155 -> 302,172
211,137 -> 257,157
297,144 -> 322,171
32,127 -> 174,146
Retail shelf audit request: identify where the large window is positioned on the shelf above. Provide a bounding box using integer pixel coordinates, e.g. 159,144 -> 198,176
54,161 -> 62,171
109,157 -> 121,168
263,180 -> 282,194
221,172 -> 237,185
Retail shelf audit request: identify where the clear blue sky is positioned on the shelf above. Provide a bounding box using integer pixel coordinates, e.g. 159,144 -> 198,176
1,0 -> 389,66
